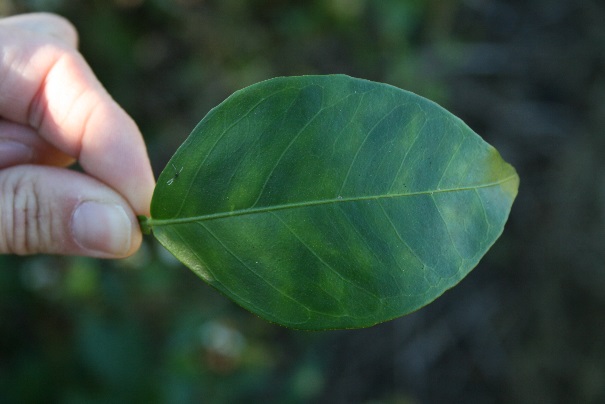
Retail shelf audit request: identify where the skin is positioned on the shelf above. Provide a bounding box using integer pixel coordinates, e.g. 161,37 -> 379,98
0,13 -> 156,258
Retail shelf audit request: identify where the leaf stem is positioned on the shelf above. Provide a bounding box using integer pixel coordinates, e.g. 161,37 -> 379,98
138,215 -> 152,235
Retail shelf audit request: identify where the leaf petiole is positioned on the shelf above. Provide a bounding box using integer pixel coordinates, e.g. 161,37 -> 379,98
137,215 -> 152,235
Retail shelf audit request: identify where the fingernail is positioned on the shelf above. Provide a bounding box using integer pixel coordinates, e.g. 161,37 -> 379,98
71,201 -> 132,256
0,141 -> 33,168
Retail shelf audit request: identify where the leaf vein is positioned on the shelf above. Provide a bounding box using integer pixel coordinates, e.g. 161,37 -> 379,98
198,222 -> 314,318
250,91 -> 326,208
335,204 -> 409,295
149,175 -> 518,227
376,201 -> 428,274
387,113 -> 427,193
271,212 -> 381,301
174,87 -> 294,217
338,103 -> 403,195
430,194 -> 464,261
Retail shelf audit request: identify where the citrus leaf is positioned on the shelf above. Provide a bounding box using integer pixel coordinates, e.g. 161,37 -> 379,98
146,75 -> 519,330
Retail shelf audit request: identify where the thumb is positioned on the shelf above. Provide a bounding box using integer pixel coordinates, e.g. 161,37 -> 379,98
0,166 -> 142,257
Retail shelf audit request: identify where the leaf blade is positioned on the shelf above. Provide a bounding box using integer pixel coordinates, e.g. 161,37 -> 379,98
150,75 -> 519,330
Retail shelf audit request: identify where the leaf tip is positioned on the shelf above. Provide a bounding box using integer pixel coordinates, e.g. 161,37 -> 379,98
498,162 -> 520,202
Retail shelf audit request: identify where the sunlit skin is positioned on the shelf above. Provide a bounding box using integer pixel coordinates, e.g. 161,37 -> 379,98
0,13 -> 155,257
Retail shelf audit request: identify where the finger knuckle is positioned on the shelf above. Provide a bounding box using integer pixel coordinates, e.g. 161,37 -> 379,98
0,172 -> 50,254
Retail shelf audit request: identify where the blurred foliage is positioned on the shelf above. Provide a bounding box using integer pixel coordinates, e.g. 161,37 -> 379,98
1,0 -> 605,402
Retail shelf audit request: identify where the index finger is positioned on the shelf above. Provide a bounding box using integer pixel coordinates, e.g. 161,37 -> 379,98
0,13 -> 155,215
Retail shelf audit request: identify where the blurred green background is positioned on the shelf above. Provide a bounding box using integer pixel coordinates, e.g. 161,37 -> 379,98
1,0 -> 604,402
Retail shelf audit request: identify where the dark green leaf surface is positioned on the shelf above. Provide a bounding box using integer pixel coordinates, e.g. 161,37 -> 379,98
146,75 -> 519,330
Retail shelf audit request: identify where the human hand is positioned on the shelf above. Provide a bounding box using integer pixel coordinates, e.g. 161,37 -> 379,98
0,13 -> 155,258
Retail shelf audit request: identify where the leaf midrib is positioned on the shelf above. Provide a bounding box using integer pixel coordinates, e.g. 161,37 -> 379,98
148,174 -> 518,228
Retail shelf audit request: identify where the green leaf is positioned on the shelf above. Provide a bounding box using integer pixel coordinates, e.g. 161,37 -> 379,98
145,75 -> 519,330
